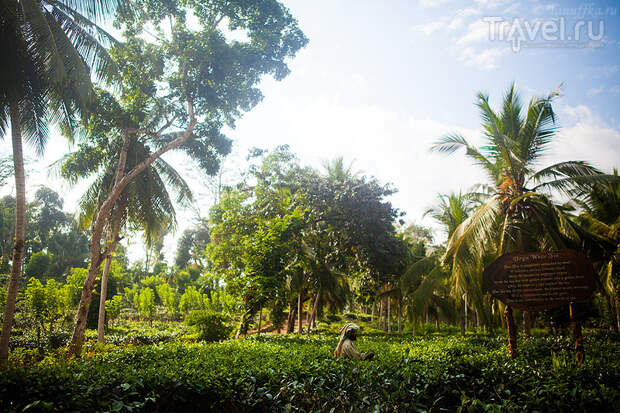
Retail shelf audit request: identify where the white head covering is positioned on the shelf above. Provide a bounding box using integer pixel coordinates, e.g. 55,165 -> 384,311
333,322 -> 359,357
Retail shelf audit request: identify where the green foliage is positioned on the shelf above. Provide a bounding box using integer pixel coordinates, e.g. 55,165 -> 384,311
137,288 -> 155,320
178,286 -> 204,314
1,332 -> 619,412
183,310 -> 231,342
105,295 -> 123,321
24,252 -> 53,281
64,268 -> 88,308
155,283 -> 176,316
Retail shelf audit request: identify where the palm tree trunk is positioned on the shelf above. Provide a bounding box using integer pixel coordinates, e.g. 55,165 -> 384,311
0,102 -> 26,369
286,300 -> 296,334
97,207 -> 123,343
504,306 -> 518,358
387,297 -> 391,334
371,301 -> 375,322
459,298 -> 465,336
464,294 -> 469,331
297,291 -> 303,334
307,290 -> 320,334
397,299 -> 402,334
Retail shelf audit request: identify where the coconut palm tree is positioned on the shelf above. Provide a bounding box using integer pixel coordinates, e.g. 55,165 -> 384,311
400,192 -> 477,336
576,168 -> 620,330
60,136 -> 192,342
431,83 -> 618,355
0,0 -> 120,368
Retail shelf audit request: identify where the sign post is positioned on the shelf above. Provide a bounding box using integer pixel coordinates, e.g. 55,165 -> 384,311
483,249 -> 595,363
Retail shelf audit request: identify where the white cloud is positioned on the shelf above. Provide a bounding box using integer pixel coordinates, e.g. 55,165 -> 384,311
447,17 -> 465,30
541,105 -> 620,173
503,2 -> 521,14
414,16 -> 467,35
457,19 -> 493,44
457,7 -> 482,17
587,87 -> 604,96
459,46 -> 511,69
418,0 -> 452,9
414,19 -> 449,35
474,0 -> 511,8
578,64 -> 620,80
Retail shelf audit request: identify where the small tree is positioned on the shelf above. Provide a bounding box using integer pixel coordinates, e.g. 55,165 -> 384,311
156,283 -> 177,316
179,286 -> 204,315
137,288 -> 155,322
104,295 -> 123,324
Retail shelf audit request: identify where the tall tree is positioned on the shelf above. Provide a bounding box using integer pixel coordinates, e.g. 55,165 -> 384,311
61,127 -> 192,342
576,168 -> 620,330
0,0 -> 120,368
67,0 -> 307,356
431,83 -> 618,355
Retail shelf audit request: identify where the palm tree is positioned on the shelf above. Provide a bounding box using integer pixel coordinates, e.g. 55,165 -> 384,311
0,0 -> 120,368
399,193 -> 476,336
61,136 -> 192,342
576,168 -> 620,330
431,83 -> 618,355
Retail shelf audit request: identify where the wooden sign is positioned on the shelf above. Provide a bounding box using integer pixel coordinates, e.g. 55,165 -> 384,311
483,249 -> 595,311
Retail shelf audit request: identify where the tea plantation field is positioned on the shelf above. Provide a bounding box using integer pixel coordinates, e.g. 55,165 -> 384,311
1,331 -> 619,412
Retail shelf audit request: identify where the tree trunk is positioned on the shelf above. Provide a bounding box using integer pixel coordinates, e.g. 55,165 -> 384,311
68,107 -> 197,357
235,311 -> 249,339
297,292 -> 303,334
459,298 -> 465,336
286,301 -> 297,334
371,301 -> 375,322
615,294 -> 620,332
308,291 -> 320,334
305,300 -> 311,327
387,297 -> 391,334
464,294 -> 469,331
504,306 -> 518,358
570,302 -> 584,366
412,320 -> 417,337
522,310 -> 531,339
97,207 -> 123,343
605,292 -> 617,331
382,298 -> 387,332
0,102 -> 26,369
397,299 -> 402,334
257,308 -> 262,335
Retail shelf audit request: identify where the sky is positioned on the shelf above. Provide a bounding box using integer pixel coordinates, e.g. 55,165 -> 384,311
1,0 -> 620,263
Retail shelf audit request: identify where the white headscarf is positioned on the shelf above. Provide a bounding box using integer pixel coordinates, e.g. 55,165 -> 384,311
333,322 -> 359,357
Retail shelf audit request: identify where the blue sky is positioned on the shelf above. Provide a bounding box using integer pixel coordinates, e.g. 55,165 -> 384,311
1,0 -> 619,261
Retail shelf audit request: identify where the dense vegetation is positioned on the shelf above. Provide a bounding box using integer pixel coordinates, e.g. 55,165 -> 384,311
1,0 -> 619,411
2,322 -> 619,412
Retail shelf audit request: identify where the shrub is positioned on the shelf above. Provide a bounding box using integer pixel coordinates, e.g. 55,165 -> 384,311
184,310 -> 231,342
326,314 -> 341,322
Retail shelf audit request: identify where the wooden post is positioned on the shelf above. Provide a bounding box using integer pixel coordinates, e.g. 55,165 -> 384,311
522,310 -> 530,339
570,302 -> 584,366
504,306 -> 518,358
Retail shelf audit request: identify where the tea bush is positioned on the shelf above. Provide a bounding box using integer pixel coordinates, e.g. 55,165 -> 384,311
183,310 -> 232,342
1,331 -> 618,412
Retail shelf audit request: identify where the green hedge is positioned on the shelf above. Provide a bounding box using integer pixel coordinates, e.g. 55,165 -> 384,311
1,332 -> 619,412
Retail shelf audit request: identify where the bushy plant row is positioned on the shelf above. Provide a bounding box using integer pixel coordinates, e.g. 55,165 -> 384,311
1,332 -> 618,412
